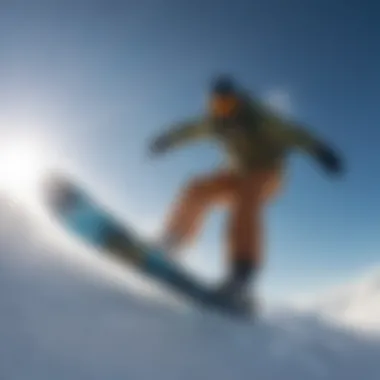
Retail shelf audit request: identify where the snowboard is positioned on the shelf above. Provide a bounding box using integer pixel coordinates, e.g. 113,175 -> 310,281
42,174 -> 253,319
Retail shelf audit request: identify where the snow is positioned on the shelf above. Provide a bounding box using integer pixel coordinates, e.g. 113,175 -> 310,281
308,267 -> 380,332
0,198 -> 379,380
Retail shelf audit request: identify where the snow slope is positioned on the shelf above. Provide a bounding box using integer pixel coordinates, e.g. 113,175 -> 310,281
0,200 -> 379,380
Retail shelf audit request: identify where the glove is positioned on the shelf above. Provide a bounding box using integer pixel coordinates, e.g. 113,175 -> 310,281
314,144 -> 344,175
149,135 -> 171,156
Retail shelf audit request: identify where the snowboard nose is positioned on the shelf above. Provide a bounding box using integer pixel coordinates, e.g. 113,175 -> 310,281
43,174 -> 81,213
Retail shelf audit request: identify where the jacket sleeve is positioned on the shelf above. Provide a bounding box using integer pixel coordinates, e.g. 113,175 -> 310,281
149,118 -> 212,154
267,115 -> 324,154
268,117 -> 343,174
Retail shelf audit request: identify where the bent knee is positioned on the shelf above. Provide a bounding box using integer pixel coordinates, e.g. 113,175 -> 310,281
183,174 -> 234,204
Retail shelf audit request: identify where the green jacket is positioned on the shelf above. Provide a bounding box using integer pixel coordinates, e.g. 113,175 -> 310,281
151,95 -> 329,174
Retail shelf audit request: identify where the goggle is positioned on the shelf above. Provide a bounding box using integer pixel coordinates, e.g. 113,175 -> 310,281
209,95 -> 240,118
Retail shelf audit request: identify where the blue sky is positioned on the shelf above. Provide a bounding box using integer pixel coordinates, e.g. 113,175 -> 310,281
0,0 -> 379,300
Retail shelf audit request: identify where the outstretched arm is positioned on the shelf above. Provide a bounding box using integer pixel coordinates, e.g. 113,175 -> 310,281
149,118 -> 211,155
271,118 -> 344,175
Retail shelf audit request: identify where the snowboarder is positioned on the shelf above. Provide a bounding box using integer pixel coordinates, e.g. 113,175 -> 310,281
149,75 -> 344,309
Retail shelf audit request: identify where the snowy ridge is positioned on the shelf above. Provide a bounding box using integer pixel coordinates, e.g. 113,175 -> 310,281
0,199 -> 379,380
310,267 -> 380,331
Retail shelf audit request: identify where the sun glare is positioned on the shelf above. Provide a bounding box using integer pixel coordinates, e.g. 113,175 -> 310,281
0,138 -> 48,203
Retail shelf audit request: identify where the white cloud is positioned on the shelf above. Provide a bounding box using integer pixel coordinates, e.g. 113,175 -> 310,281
263,88 -> 293,116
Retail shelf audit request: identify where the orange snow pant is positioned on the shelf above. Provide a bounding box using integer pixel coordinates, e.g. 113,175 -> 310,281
163,169 -> 283,266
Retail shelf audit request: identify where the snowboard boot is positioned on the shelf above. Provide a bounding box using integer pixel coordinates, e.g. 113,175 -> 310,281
212,259 -> 256,314
213,281 -> 252,312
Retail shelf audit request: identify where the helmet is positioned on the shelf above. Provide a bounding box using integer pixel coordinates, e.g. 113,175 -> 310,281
210,74 -> 238,96
209,74 -> 240,118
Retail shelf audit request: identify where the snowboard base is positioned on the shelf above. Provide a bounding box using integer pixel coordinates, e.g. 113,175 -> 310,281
43,174 -> 255,319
